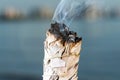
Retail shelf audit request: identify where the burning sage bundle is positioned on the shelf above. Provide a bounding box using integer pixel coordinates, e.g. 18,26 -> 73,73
43,0 -> 91,80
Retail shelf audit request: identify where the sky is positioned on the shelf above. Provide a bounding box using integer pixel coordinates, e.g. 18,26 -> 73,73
0,0 -> 120,11
0,0 -> 58,10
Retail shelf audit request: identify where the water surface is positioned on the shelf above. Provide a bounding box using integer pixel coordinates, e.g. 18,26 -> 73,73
0,19 -> 120,80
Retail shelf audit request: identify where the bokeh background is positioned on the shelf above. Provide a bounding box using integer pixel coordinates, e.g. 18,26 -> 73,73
0,0 -> 120,80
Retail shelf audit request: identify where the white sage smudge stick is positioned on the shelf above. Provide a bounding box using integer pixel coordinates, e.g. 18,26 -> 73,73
43,23 -> 82,80
43,0 -> 92,79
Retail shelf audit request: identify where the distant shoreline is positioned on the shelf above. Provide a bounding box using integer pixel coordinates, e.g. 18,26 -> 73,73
0,5 -> 120,22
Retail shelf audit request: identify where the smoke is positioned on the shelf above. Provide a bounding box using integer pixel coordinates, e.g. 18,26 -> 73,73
52,0 -> 95,27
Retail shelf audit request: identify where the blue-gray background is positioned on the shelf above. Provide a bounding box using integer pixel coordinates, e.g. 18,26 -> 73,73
0,0 -> 120,80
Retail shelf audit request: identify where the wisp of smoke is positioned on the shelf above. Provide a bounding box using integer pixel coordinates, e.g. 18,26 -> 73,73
52,0 -> 95,27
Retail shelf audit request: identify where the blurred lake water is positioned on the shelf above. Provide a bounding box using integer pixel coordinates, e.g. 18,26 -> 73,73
0,19 -> 120,80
